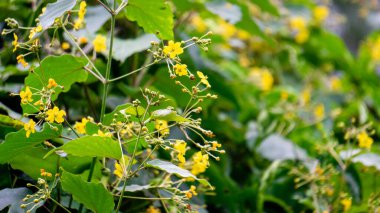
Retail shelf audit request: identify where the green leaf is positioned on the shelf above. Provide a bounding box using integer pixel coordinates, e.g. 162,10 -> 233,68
251,0 -> 279,16
39,0 -> 77,30
0,188 -> 31,212
150,109 -> 188,122
22,55 -> 88,114
0,123 -> 62,164
103,103 -> 146,125
60,136 -> 122,159
85,122 -> 100,135
112,34 -> 159,63
0,114 -> 24,129
61,171 -> 114,213
146,159 -> 195,178
125,0 -> 174,40
116,184 -> 152,192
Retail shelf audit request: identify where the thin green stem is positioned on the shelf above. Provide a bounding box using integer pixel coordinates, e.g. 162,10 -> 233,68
113,194 -> 171,200
108,61 -> 157,82
50,198 -> 71,213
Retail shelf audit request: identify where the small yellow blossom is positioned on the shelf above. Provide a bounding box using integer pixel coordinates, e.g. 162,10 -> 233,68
95,130 -> 112,137
340,198 -> 352,212
36,25 -> 42,32
155,120 -> 169,135
191,151 -> 209,175
47,78 -> 58,89
357,131 -> 373,149
211,141 -> 222,150
74,1 -> 87,30
371,38 -> 380,62
146,206 -> 161,213
217,19 -> 236,39
163,41 -> 183,59
20,86 -> 33,104
191,15 -> 207,32
28,28 -> 37,40
314,104 -> 325,121
281,91 -> 289,101
46,106 -> 66,123
114,161 -> 124,178
174,140 -> 187,164
330,76 -> 342,91
78,37 -> 88,44
93,35 -> 107,52
290,17 -> 307,30
295,29 -> 309,44
61,42 -> 70,50
185,185 -> 198,199
74,117 -> 90,134
24,119 -> 36,138
12,33 -> 19,52
40,169 -> 52,177
173,64 -> 188,76
313,6 -> 329,23
120,122 -> 134,137
248,67 -> 274,91
16,55 -> 28,68
197,71 -> 211,88
301,87 -> 311,105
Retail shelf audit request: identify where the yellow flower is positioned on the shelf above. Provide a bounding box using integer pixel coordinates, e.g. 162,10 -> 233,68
155,120 -> 169,135
29,27 -> 37,40
61,42 -> 70,50
46,106 -> 66,123
74,1 -> 87,30
114,161 -> 124,178
78,36 -> 88,44
47,78 -> 58,89
191,15 -> 207,32
163,41 -> 183,59
248,67 -> 274,91
218,19 -> 236,39
174,140 -> 187,164
281,91 -> 289,101
314,104 -> 325,121
12,33 -> 19,52
185,185 -> 198,199
24,119 -> 36,138
357,131 -> 373,149
340,198 -> 352,212
74,117 -> 90,134
146,206 -> 161,213
16,55 -> 28,68
36,25 -> 42,32
197,71 -> 211,88
290,16 -> 307,31
93,35 -> 107,52
295,29 -> 309,44
211,141 -> 222,150
191,151 -> 209,175
173,64 -> 188,76
95,130 -> 112,137
330,76 -> 342,91
371,38 -> 380,62
313,6 -> 329,23
301,87 -> 311,105
20,86 -> 33,104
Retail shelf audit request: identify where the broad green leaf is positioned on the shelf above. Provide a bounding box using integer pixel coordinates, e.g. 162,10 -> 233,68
39,0 -> 77,29
60,136 -> 122,159
22,55 -> 88,114
0,123 -> 62,164
85,122 -> 100,135
116,184 -> 152,192
61,171 -> 114,213
251,0 -> 279,16
0,188 -> 31,213
0,114 -> 23,129
146,159 -> 195,178
125,0 -> 174,40
150,109 -> 188,122
103,103 -> 146,125
112,34 -> 159,62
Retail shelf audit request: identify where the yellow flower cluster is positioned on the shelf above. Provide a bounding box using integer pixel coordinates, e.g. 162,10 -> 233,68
163,41 -> 183,59
197,71 -> 211,88
155,120 -> 169,135
174,140 -> 187,164
93,34 -> 107,52
174,64 -> 188,76
46,106 -> 66,124
17,55 -> 28,68
114,161 -> 124,178
357,131 -> 373,149
340,197 -> 352,212
47,78 -> 58,89
248,67 -> 274,91
314,103 -> 325,121
74,1 -> 87,30
313,6 -> 329,23
40,169 -> 52,177
24,119 -> 36,138
185,185 -> 198,199
74,117 -> 90,134
20,86 -> 33,104
191,151 -> 209,175
289,16 -> 309,44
